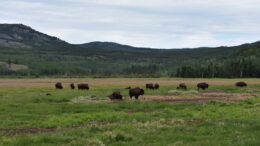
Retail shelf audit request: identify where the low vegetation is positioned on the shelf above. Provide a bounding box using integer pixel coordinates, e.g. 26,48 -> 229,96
0,78 -> 259,145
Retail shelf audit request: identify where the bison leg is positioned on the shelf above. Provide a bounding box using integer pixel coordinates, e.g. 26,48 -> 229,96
135,95 -> 139,100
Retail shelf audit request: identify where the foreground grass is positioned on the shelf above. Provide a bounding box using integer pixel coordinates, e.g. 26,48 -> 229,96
0,82 -> 260,146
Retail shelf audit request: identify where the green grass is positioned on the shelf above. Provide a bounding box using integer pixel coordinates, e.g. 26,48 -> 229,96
0,79 -> 260,146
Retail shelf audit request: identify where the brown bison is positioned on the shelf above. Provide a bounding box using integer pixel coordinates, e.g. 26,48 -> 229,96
70,83 -> 75,89
154,83 -> 159,89
108,92 -> 123,100
78,83 -> 89,90
197,82 -> 209,90
236,82 -> 247,87
125,87 -> 131,90
46,93 -> 51,96
146,83 -> 154,89
129,87 -> 144,99
177,83 -> 187,90
146,83 -> 159,90
55,82 -> 63,89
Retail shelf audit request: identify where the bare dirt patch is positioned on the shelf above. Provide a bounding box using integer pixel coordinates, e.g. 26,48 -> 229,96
0,61 -> 28,71
185,119 -> 206,124
141,91 -> 257,104
1,78 -> 260,87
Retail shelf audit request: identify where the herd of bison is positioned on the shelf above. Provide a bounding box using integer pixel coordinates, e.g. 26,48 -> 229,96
54,81 -> 248,101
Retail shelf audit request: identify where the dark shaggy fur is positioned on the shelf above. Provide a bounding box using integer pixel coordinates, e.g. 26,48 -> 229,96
108,92 -> 123,100
146,83 -> 154,89
154,83 -> 160,89
70,83 -> 75,89
177,83 -> 187,90
129,87 -> 145,99
236,82 -> 247,87
197,82 -> 209,90
55,82 -> 63,89
77,83 -> 89,90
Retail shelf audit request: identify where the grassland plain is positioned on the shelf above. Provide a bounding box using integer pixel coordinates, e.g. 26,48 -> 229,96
0,78 -> 260,146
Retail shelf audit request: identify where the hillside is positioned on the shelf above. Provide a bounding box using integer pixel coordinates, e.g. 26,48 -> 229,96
0,24 -> 259,77
0,61 -> 28,71
175,42 -> 260,78
0,24 -> 67,48
233,41 -> 260,57
80,41 -> 151,52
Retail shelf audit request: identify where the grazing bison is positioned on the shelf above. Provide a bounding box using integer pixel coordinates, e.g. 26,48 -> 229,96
55,82 -> 63,89
154,83 -> 160,89
46,93 -> 51,96
70,83 -> 75,89
197,82 -> 209,90
129,87 -> 144,99
146,83 -> 154,90
108,92 -> 123,100
125,87 -> 131,90
177,83 -> 187,90
236,82 -> 247,87
78,83 -> 89,90
146,83 -> 159,90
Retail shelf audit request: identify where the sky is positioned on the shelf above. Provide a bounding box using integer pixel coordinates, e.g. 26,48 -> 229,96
1,0 -> 260,48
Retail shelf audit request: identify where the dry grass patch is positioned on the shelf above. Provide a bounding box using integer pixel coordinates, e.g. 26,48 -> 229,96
142,91 -> 257,104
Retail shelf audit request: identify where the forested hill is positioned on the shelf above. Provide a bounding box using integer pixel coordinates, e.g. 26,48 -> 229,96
176,42 -> 260,78
0,24 -> 259,78
233,41 -> 260,57
80,42 -> 151,52
0,24 -> 66,48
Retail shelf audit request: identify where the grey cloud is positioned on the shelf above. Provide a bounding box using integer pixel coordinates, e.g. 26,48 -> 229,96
0,0 -> 260,48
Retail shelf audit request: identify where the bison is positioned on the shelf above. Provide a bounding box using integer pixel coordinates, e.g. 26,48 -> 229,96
146,83 -> 154,90
55,82 -> 63,89
129,87 -> 144,99
146,83 -> 159,90
77,83 -> 89,90
108,92 -> 123,100
197,82 -> 209,90
177,83 -> 187,90
154,83 -> 160,89
70,83 -> 75,89
46,93 -> 52,96
125,87 -> 131,90
236,82 -> 247,87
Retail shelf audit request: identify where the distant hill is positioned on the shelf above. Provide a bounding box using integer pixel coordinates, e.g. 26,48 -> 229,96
0,24 -> 67,49
175,42 -> 260,78
80,41 -> 151,52
0,23 -> 259,77
232,41 -> 260,57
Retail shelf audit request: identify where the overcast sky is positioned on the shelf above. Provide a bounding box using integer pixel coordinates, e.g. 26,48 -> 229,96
1,0 -> 260,48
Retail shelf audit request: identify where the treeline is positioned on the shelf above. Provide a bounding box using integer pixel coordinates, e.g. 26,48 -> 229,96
0,63 -> 164,78
1,57 -> 259,78
0,40 -> 259,78
176,57 -> 260,78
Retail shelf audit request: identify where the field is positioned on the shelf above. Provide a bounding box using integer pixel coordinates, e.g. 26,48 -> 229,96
0,78 -> 260,146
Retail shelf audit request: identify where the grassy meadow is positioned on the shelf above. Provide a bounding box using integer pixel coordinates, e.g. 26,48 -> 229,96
0,78 -> 260,146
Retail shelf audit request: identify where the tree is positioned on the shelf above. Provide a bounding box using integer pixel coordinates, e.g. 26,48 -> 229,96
7,58 -> 11,68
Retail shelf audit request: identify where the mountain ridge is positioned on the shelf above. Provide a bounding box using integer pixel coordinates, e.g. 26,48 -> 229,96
0,24 -> 67,49
1,23 -> 259,52
0,23 -> 259,77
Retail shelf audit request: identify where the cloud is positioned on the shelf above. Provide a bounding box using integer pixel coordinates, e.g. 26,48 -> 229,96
0,0 -> 260,48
